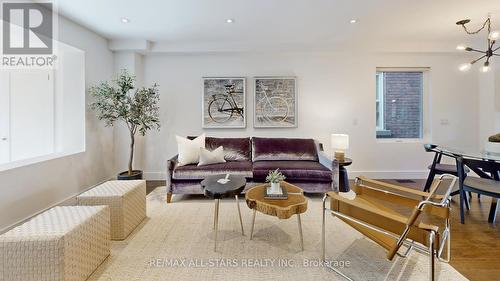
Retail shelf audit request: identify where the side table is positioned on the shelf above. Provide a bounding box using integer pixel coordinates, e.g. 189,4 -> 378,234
245,182 -> 307,251
201,174 -> 246,252
338,158 -> 352,192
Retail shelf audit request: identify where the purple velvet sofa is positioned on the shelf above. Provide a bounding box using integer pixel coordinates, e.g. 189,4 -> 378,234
165,137 -> 339,203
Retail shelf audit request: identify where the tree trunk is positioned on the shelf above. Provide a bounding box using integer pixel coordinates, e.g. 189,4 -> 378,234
128,131 -> 135,176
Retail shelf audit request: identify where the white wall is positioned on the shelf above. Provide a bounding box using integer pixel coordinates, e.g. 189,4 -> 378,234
478,69 -> 496,149
0,16 -> 114,231
495,68 -> 500,133
478,65 -> 500,146
142,52 -> 479,179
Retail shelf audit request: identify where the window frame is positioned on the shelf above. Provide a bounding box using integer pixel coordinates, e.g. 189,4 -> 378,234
375,72 -> 385,131
375,67 -> 430,143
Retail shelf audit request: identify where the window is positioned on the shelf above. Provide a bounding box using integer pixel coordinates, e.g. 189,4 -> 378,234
0,70 -> 55,165
0,42 -> 86,170
376,68 -> 428,139
375,72 -> 384,131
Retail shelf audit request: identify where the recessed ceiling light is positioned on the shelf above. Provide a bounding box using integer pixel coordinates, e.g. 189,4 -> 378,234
349,19 -> 357,24
121,17 -> 130,23
225,18 -> 234,23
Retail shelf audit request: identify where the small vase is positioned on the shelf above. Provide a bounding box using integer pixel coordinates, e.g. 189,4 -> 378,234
270,182 -> 281,193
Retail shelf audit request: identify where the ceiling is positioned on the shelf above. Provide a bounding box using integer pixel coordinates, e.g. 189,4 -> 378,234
56,0 -> 500,53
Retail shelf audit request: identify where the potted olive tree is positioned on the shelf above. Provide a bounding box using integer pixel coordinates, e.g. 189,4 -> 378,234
90,70 -> 160,180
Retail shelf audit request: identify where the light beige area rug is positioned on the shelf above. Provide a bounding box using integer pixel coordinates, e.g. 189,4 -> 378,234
88,187 -> 467,281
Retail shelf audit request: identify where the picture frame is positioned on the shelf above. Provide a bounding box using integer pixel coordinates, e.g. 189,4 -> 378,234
202,77 -> 246,128
253,76 -> 297,128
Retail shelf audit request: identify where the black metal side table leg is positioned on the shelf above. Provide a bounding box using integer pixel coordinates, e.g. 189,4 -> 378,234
337,158 -> 352,192
339,166 -> 350,192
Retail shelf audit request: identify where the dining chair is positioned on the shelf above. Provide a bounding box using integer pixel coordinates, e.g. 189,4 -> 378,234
322,174 -> 456,281
423,144 -> 468,192
456,156 -> 500,224
423,144 -> 473,213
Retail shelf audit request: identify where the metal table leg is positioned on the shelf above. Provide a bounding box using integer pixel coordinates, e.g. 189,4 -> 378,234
250,209 -> 256,240
297,213 -> 304,251
214,199 -> 220,252
213,200 -> 216,230
322,194 -> 327,260
488,198 -> 499,223
235,195 -> 244,235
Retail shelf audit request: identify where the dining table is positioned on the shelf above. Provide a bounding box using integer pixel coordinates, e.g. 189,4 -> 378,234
426,144 -> 500,222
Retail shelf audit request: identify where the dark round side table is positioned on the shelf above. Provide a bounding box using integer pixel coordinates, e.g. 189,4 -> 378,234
201,174 -> 246,252
338,158 -> 352,192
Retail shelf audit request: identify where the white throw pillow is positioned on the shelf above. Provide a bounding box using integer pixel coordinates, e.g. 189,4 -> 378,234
176,134 -> 206,166
198,146 -> 226,166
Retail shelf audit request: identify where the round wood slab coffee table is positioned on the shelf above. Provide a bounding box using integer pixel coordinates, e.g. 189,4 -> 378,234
245,181 -> 308,251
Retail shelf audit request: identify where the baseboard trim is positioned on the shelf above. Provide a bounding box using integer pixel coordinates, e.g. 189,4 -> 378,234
349,170 -> 428,179
143,171 -> 166,180
141,170 -> 428,181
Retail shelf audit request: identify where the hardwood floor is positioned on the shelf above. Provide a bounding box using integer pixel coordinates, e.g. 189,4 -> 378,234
446,198 -> 500,280
146,179 -> 499,280
384,179 -> 500,281
146,180 -> 165,194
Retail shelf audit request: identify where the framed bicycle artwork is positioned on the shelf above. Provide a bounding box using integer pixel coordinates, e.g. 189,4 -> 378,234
202,77 -> 246,128
254,77 -> 297,128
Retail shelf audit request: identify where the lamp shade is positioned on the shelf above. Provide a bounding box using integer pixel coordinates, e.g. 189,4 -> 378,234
331,134 -> 349,150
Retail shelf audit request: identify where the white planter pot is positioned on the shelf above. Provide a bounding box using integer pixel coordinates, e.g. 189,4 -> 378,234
485,142 -> 500,155
270,182 -> 281,193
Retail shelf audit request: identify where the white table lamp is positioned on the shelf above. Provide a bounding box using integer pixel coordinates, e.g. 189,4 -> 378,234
331,134 -> 349,161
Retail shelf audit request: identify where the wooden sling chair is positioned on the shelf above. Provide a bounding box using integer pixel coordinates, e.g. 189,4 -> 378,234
322,174 -> 456,281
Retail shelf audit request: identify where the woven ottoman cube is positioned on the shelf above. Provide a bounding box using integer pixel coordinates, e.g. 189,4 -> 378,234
77,180 -> 146,240
0,206 -> 110,281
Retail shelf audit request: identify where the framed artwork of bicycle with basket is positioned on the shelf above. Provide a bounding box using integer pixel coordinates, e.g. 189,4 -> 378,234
254,77 -> 297,128
202,77 -> 246,128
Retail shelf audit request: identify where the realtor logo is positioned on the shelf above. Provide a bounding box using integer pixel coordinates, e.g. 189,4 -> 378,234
2,2 -> 53,54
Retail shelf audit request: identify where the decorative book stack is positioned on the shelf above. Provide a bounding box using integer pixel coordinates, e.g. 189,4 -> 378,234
264,185 -> 288,200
